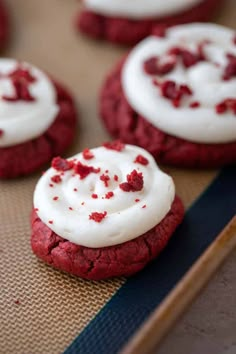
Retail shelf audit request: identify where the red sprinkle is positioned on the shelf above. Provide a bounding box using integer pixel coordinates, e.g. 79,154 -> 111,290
52,157 -> 74,171
223,53 -> 236,80
49,220 -> 53,224
134,154 -> 149,166
103,140 -> 125,152
53,196 -> 59,201
159,80 -> 192,107
215,98 -> 236,115
2,65 -> 37,102
91,193 -> 98,199
135,199 -> 140,203
168,46 -> 205,68
51,175 -> 62,184
73,188 -> 78,192
114,175 -> 119,182
216,102 -> 227,114
143,56 -> 176,76
89,211 -> 107,223
49,184 -> 54,188
190,101 -> 200,108
100,174 -> 110,187
105,191 -> 114,199
74,161 -> 100,179
69,207 -> 73,211
0,129 -> 4,137
82,148 -> 94,160
119,170 -> 144,192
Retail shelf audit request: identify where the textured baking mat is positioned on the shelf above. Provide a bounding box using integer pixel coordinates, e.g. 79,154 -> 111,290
0,167 -> 235,354
0,1 -> 236,354
64,166 -> 236,354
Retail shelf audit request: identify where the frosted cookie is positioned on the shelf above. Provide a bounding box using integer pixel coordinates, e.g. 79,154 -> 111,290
100,23 -> 236,168
0,0 -> 9,49
31,142 -> 184,280
77,0 -> 223,45
0,59 -> 77,178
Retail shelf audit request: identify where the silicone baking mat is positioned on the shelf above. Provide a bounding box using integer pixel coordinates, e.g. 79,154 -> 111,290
0,1 -> 235,354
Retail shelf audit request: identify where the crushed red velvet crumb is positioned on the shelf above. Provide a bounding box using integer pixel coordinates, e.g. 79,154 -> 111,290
119,169 -> 144,192
103,140 -> 125,152
190,101 -> 200,108
2,66 -> 37,102
82,148 -> 94,160
69,207 -> 73,211
74,162 -> 100,179
89,211 -> 107,223
14,300 -> 20,305
51,175 -> 62,184
144,43 -> 207,89
159,80 -> 192,107
135,199 -> 140,203
143,56 -> 176,76
134,154 -> 149,166
215,98 -> 236,115
114,175 -> 119,182
52,156 -> 74,171
73,188 -> 78,192
168,45 -> 205,68
53,196 -> 59,201
92,193 -> 98,199
100,174 -> 110,187
142,205 -> 147,209
105,191 -> 114,199
49,220 -> 53,224
223,53 -> 236,80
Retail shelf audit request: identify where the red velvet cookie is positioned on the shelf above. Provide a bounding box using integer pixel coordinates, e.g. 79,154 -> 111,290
77,0 -> 222,45
31,143 -> 184,280
0,0 -> 9,49
0,60 -> 77,178
31,196 -> 184,280
100,24 -> 236,168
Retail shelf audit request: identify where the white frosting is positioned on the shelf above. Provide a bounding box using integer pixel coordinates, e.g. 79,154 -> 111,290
122,24 -> 236,144
0,59 -> 59,147
84,0 -> 202,19
34,145 -> 175,248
